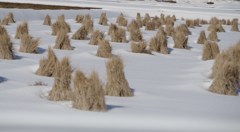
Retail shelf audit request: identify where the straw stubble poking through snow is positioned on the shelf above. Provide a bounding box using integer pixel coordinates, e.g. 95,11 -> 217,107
72,70 -> 106,112
149,28 -> 168,54
0,26 -> 13,59
48,57 -> 72,101
105,57 -> 133,97
89,30 -> 104,45
83,14 -> 94,33
43,14 -> 51,26
0,0 -> 240,132
202,41 -> 220,60
209,42 -> 240,95
35,47 -> 58,77
51,15 -> 71,35
131,41 -> 150,54
71,25 -> 88,40
54,30 -> 73,50
110,26 -> 127,43
173,31 -> 188,49
116,13 -> 128,27
197,30 -> 207,44
1,12 -> 15,25
15,21 -> 28,39
98,12 -> 108,26
96,39 -> 112,58
19,34 -> 39,53
231,19 -> 239,32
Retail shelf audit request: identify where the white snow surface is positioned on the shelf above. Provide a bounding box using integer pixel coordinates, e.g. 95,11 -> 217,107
0,0 -> 240,132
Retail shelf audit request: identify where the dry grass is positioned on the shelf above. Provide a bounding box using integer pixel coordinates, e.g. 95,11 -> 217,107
54,30 -> 72,50
207,17 -> 226,32
209,17 -> 219,25
149,30 -> 168,54
105,57 -> 133,97
48,57 -> 72,101
165,25 -> 174,36
186,19 -> 194,28
231,19 -> 239,32
216,24 -> 225,32
221,18 -> 226,23
174,24 -> 191,36
84,14 -> 92,20
227,42 -> 240,72
136,12 -> 143,27
202,41 -> 212,60
43,14 -> 51,26
72,70 -> 106,111
208,24 -> 225,32
142,13 -> 150,26
116,13 -> 128,26
211,42 -> 240,79
96,39 -> 112,58
156,28 -> 166,37
152,16 -> 161,29
110,27 -> 127,43
211,42 -> 220,58
193,19 -> 200,27
149,37 -> 158,51
136,12 -> 141,20
19,34 -> 39,53
173,31 -> 188,49
71,26 -> 88,40
145,20 -> 155,30
165,15 -> 174,26
15,22 -> 29,39
211,51 -> 229,78
207,25 -> 216,32
98,12 -> 108,26
89,30 -> 104,45
31,81 -> 48,86
225,42 -> 240,74
131,41 -> 151,54
154,20 -> 162,29
35,47 -> 58,77
72,70 -> 88,109
207,30 -> 218,42
116,13 -> 123,23
0,26 -> 13,59
75,14 -> 84,23
227,19 -> 231,25
108,23 -> 117,35
200,19 -> 208,25
197,30 -> 207,44
51,15 -> 71,36
130,28 -> 143,42
83,15 -> 94,33
1,12 -> 15,25
209,62 -> 239,96
209,17 -> 218,25
209,42 -> 240,93
160,13 -> 165,25
202,41 -> 219,60
158,38 -> 168,54
127,20 -> 139,31
172,15 -> 176,21
0,18 -> 8,25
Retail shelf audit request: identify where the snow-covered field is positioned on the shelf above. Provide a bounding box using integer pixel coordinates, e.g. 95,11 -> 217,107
0,0 -> 240,132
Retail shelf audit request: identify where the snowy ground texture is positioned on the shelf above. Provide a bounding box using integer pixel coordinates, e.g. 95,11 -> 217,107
0,0 -> 240,132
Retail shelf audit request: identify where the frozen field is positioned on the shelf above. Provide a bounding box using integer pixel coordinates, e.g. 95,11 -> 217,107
0,0 -> 240,132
